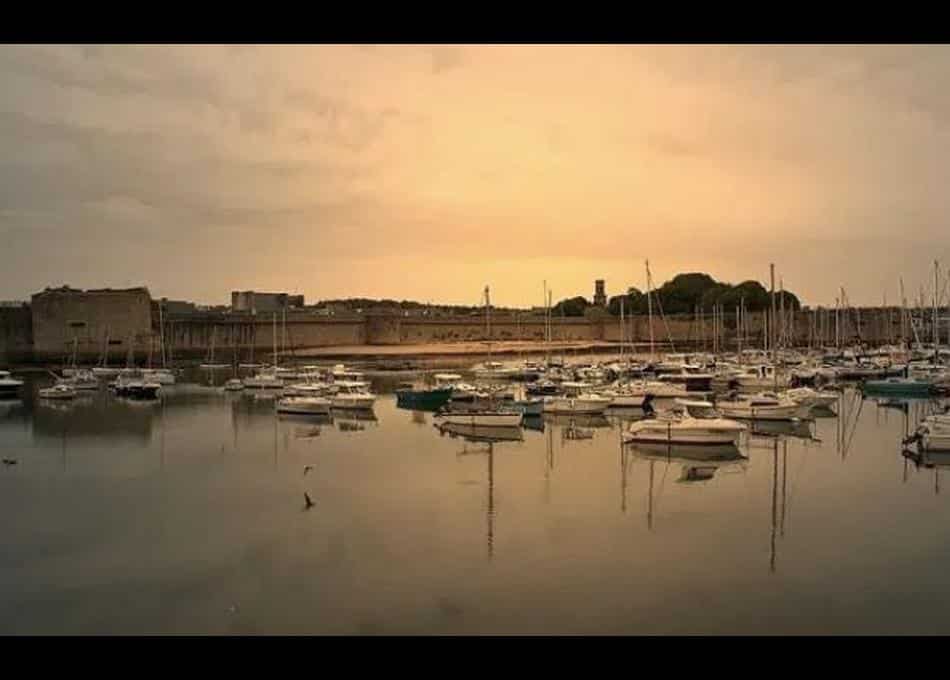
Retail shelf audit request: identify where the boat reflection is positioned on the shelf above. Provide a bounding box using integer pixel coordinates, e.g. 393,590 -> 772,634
277,412 -> 333,426
544,413 -> 610,429
747,419 -> 818,441
627,443 -> 748,484
437,422 -> 523,443
522,414 -> 545,432
333,408 -> 377,423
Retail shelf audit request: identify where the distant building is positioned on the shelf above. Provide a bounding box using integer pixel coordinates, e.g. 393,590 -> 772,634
593,279 -> 607,307
159,298 -> 197,316
231,291 -> 305,315
31,285 -> 154,360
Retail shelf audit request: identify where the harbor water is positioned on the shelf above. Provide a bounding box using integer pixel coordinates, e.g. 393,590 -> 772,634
2,373 -> 949,634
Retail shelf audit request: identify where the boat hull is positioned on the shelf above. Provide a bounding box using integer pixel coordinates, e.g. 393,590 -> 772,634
623,423 -> 743,446
331,395 -> 377,410
395,388 -> 453,410
276,398 -> 331,415
863,380 -> 933,396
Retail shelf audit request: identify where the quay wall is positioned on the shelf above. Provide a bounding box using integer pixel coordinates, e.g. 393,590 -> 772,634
18,291 -> 934,365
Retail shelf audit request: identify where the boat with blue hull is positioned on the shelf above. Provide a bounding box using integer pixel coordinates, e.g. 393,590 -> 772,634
862,377 -> 934,397
395,385 -> 453,411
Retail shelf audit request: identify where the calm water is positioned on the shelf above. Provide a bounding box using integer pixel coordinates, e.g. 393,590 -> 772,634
2,372 -> 950,635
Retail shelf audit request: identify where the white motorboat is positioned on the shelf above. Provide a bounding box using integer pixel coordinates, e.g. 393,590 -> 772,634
599,387 -> 649,408
38,383 -> 77,400
622,379 -> 689,399
716,394 -> 809,421
471,361 -> 518,380
141,368 -> 176,385
91,366 -> 120,378
0,370 -> 24,397
436,409 -> 523,428
330,364 -> 365,381
783,387 -> 839,410
282,382 -> 331,397
543,393 -> 612,414
223,378 -> 245,391
673,398 -> 720,419
330,381 -> 377,409
276,396 -> 332,415
623,411 -> 747,446
729,364 -> 790,390
243,371 -> 284,389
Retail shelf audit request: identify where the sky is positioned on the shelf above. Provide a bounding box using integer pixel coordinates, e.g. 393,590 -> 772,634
2,44 -> 950,309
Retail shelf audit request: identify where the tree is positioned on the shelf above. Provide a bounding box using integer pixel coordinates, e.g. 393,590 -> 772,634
552,296 -> 590,317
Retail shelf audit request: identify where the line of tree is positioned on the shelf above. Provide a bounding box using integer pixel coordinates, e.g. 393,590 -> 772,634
316,273 -> 801,318
552,273 -> 800,317
607,273 -> 800,316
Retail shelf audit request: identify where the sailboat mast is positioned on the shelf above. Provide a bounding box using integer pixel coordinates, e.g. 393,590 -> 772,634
620,296 -> 625,360
273,312 -> 277,368
934,260 -> 940,356
158,300 -> 166,368
646,260 -> 655,360
770,263 -> 776,363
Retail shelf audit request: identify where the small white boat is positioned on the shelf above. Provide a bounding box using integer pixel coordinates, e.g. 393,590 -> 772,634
141,368 -> 176,385
223,378 -> 245,391
243,371 -> 284,389
91,366 -> 120,378
471,361 -> 518,380
783,387 -> 839,410
39,383 -> 78,400
276,396 -> 331,415
436,409 -> 523,428
623,411 -> 747,446
729,364 -> 790,390
282,382 -> 330,397
716,394 -> 809,421
0,370 -> 24,397
622,380 -> 689,399
331,364 -> 365,381
330,381 -> 377,409
543,393 -> 612,414
599,387 -> 649,408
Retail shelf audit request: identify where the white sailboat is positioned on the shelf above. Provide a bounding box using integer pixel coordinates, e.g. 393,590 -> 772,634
200,325 -> 229,370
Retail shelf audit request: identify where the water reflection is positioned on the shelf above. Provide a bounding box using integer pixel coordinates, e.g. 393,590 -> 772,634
8,383 -> 950,633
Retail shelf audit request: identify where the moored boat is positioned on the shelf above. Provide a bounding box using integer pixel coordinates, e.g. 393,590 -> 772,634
435,409 -> 523,428
39,383 -> 77,400
276,396 -> 331,415
0,370 -> 25,397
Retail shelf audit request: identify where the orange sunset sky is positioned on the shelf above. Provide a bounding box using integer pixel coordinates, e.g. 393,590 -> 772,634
2,44 -> 949,308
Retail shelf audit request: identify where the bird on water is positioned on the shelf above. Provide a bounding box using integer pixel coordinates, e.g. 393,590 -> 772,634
304,491 -> 315,509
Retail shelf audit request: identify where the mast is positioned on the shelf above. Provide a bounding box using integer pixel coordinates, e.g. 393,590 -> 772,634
158,300 -> 166,368
543,281 -> 549,364
646,260 -> 655,360
620,296 -> 625,360
835,295 -> 840,350
770,263 -> 776,363
273,312 -> 278,368
737,303 -> 742,358
484,285 -> 491,361
934,260 -> 940,359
